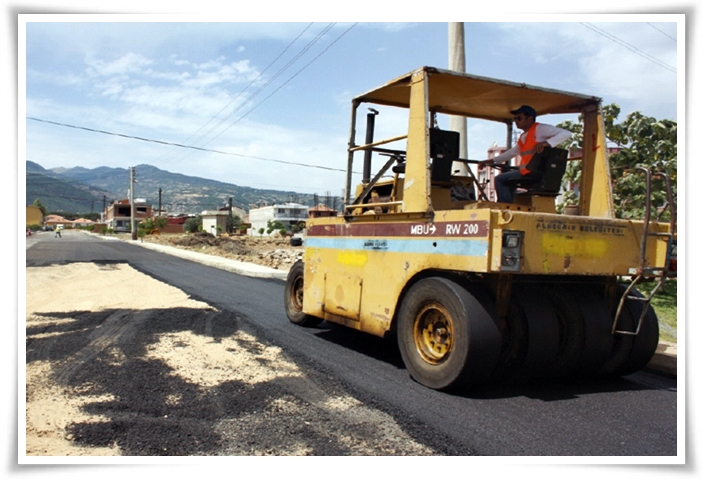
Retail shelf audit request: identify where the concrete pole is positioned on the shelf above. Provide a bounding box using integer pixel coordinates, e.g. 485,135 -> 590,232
130,167 -> 137,240
448,22 -> 468,175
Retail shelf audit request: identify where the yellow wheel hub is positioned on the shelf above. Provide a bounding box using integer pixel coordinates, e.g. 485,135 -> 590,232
413,303 -> 454,364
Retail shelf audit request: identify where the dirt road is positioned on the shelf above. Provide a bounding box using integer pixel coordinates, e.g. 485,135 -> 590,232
24,261 -> 437,456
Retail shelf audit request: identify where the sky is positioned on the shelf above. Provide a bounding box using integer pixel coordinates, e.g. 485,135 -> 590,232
16,8 -> 684,202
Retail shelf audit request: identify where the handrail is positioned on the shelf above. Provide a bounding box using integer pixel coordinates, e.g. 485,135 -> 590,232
348,135 -> 408,152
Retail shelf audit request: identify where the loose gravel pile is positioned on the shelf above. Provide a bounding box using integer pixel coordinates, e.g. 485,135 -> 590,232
25,262 -> 437,456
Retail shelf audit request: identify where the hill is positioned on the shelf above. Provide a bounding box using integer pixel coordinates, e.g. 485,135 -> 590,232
25,161 -> 338,215
26,162 -> 116,214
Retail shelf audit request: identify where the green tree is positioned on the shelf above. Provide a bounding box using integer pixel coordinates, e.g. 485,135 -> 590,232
226,213 -> 242,234
266,220 -> 285,235
32,199 -> 48,216
183,216 -> 202,233
557,104 -> 677,219
138,216 -> 167,236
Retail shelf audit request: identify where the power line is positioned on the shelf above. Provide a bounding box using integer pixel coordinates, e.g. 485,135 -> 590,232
194,23 -> 337,149
167,22 -> 356,161
156,22 -> 317,167
647,22 -> 677,43
203,23 -> 358,146
580,22 -> 676,74
27,116 -> 348,173
147,23 -> 357,172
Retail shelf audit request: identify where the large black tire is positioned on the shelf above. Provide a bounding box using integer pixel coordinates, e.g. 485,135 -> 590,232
494,283 -> 560,383
597,305 -> 635,377
284,260 -> 323,327
397,277 -> 501,390
571,285 -> 615,377
544,284 -> 586,378
610,284 -> 660,376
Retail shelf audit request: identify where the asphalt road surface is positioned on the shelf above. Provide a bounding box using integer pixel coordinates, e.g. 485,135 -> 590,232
24,231 -> 679,457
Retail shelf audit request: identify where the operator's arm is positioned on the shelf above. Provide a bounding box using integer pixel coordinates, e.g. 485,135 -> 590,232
536,124 -> 572,148
484,145 -> 520,165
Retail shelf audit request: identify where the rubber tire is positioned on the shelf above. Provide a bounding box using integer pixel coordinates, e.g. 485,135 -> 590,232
284,260 -> 322,327
497,283 -> 560,382
544,284 -> 586,378
597,303 -> 635,376
397,277 -> 501,390
612,284 -> 660,376
571,284 -> 615,377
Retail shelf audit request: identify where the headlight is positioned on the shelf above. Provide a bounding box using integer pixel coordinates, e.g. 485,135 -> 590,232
501,231 -> 523,272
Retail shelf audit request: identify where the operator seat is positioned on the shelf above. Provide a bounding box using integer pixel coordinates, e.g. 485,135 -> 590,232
503,147 -> 568,196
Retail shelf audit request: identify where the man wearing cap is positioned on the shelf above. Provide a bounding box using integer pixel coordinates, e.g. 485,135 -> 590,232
480,105 -> 571,203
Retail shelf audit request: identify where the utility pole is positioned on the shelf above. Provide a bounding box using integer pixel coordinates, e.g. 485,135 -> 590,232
228,197 -> 233,234
158,188 -> 162,217
449,22 -> 468,176
130,167 -> 137,240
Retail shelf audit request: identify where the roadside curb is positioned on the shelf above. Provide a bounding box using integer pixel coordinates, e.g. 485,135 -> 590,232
96,234 -> 289,280
646,341 -> 677,377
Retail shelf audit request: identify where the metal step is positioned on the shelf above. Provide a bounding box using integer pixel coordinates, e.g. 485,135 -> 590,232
612,168 -> 675,336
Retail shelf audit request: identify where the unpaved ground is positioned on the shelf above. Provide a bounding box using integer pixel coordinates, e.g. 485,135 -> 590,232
25,262 -> 437,457
139,233 -> 303,271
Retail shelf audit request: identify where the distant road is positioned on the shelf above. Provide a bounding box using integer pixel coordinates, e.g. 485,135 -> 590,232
25,230 -> 679,457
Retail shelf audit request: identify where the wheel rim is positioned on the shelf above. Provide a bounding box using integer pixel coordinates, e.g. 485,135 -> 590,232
291,276 -> 304,312
413,302 -> 454,364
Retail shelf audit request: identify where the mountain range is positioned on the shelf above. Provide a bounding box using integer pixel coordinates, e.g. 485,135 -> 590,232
25,161 -> 340,216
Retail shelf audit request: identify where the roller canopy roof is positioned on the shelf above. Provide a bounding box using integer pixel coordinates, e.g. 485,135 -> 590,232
353,66 -> 602,123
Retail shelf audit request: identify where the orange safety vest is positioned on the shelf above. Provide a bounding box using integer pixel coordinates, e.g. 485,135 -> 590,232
517,122 -> 539,175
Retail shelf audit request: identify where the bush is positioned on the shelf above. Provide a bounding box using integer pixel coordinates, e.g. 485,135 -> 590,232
183,216 -> 202,233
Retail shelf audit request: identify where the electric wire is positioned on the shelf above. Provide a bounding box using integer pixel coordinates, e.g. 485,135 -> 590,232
646,22 -> 677,43
27,22 -> 361,178
193,23 -> 337,149
154,23 -> 317,167
26,116 -> 349,173
162,22 -> 350,167
201,23 -> 357,146
580,22 -> 676,74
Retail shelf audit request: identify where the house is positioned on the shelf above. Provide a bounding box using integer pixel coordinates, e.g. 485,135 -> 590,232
26,206 -> 44,227
159,215 -> 189,234
248,203 -> 309,236
44,214 -> 72,230
104,199 -> 153,232
71,218 -> 94,228
308,204 -> 338,219
477,143 -> 510,203
201,210 -> 229,237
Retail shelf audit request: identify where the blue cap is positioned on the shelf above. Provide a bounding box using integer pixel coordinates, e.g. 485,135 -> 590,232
510,105 -> 537,117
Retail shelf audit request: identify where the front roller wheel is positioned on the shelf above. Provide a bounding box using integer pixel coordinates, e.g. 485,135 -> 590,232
397,277 -> 501,390
284,260 -> 322,327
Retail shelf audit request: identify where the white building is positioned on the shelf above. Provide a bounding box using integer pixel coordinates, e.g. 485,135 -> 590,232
248,203 -> 309,236
201,210 -> 230,237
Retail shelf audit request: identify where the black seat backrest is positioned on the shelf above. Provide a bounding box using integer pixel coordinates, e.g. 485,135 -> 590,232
429,128 -> 459,182
532,147 -> 568,192
504,147 -> 568,193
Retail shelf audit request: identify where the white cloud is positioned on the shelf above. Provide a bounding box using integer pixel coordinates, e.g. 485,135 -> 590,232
85,52 -> 153,77
22,17 -> 682,198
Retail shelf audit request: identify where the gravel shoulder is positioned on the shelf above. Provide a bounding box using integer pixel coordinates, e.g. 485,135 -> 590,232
24,258 -> 436,457
137,232 -> 303,271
